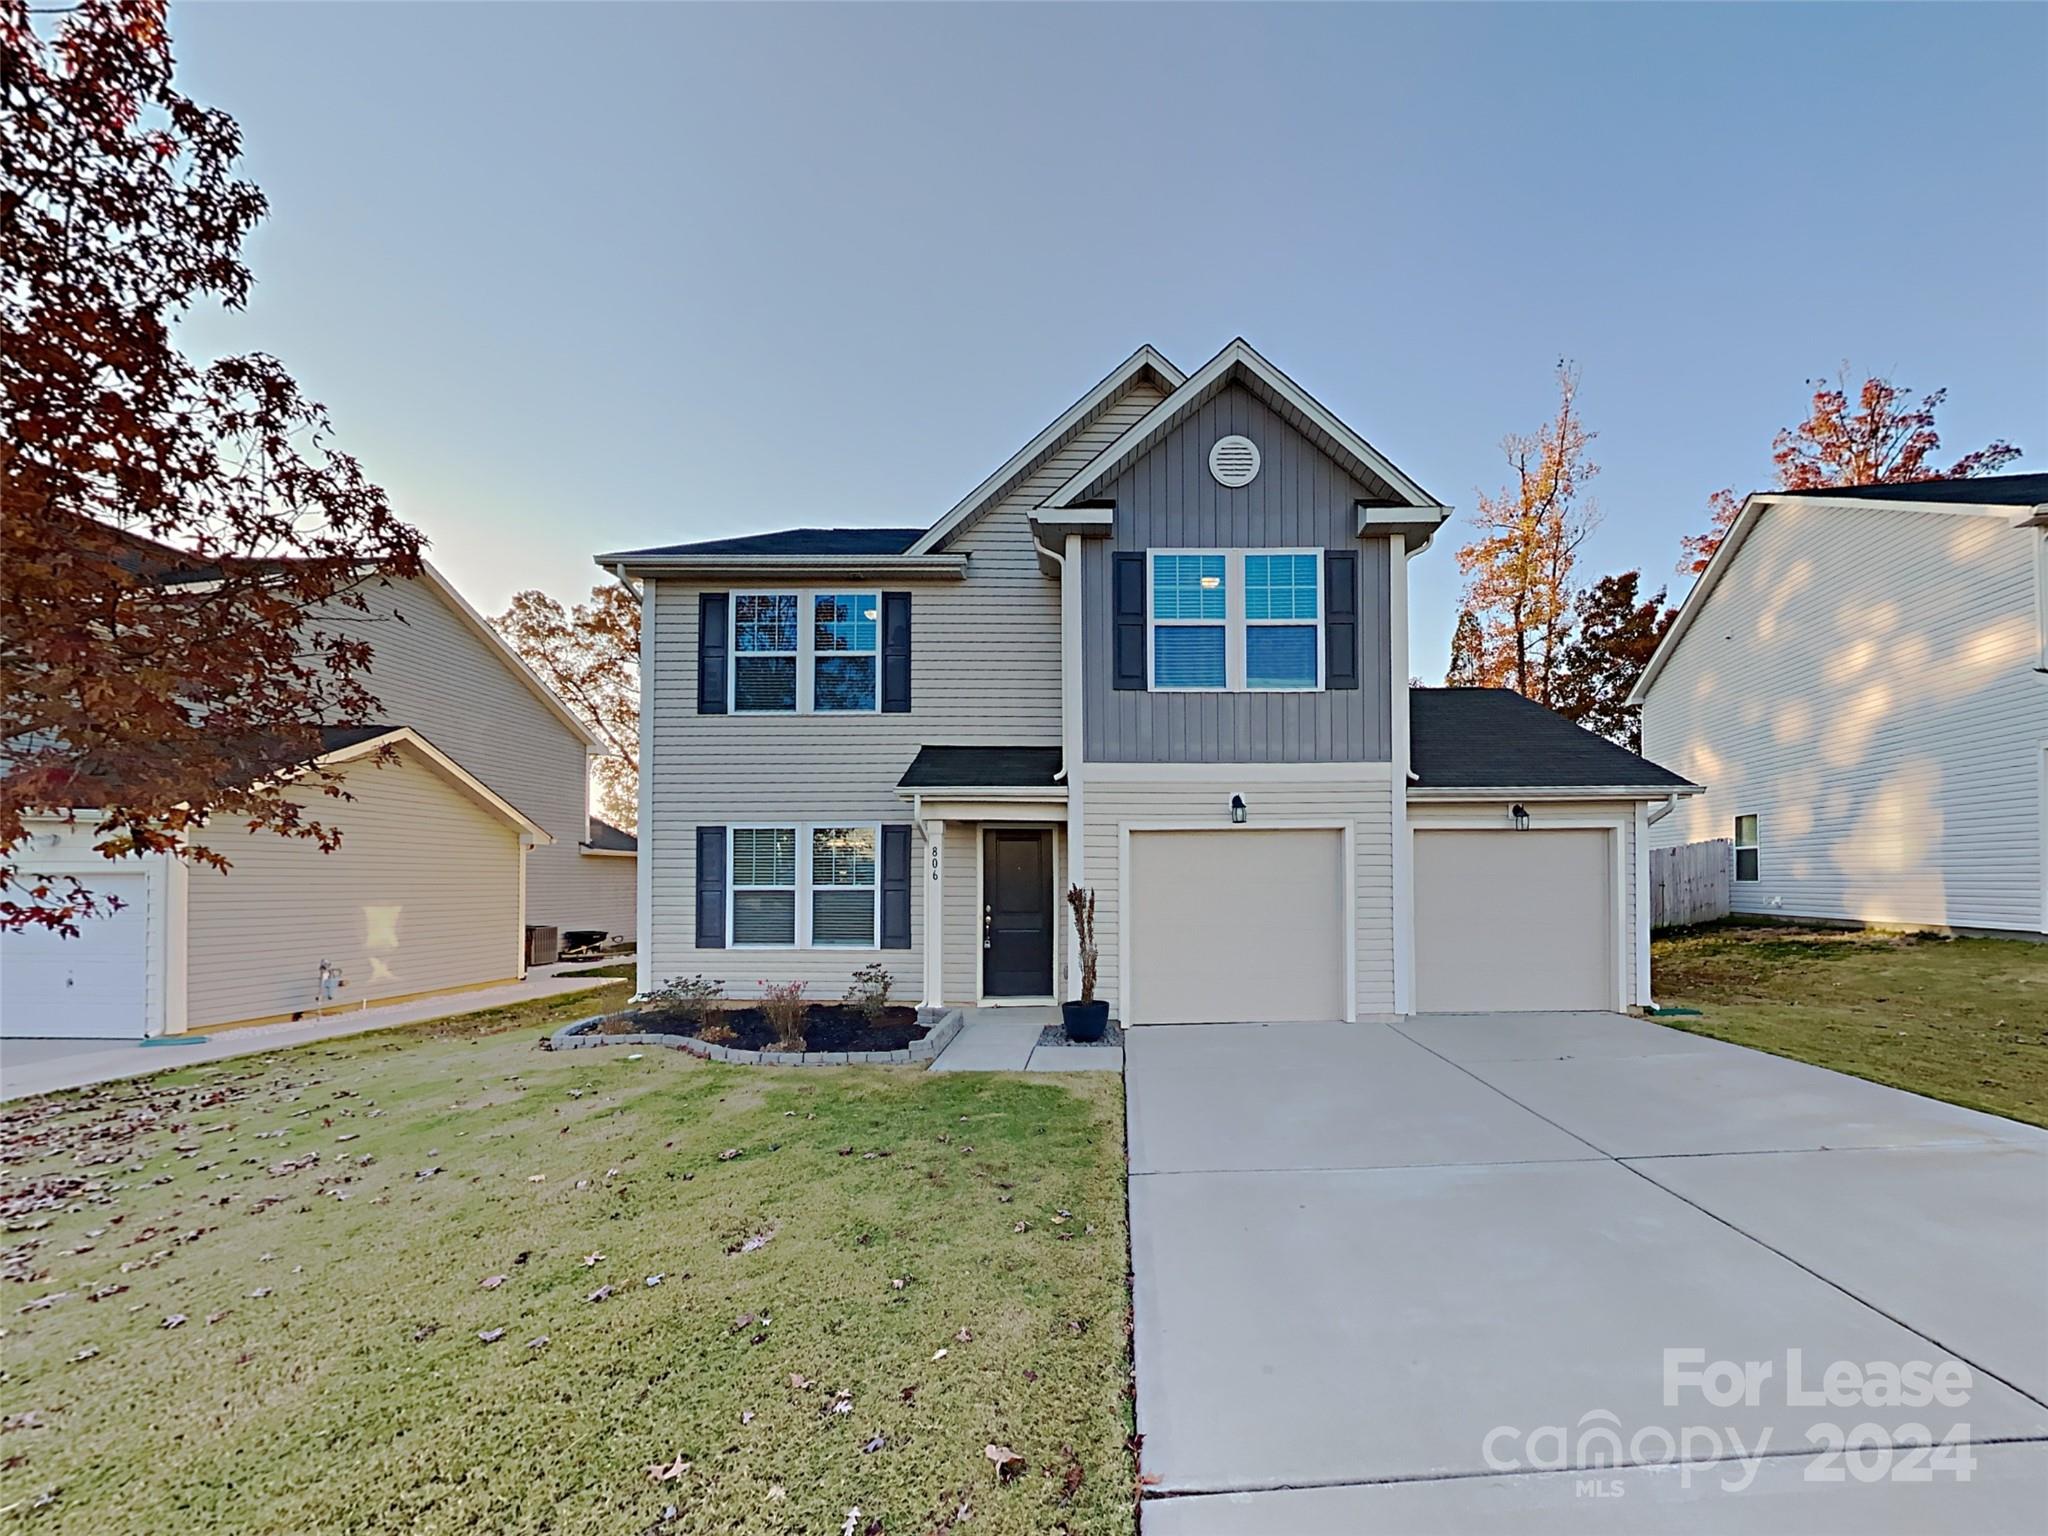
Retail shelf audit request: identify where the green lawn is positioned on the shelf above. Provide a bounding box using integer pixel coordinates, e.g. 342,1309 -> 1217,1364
0,984 -> 1135,1534
1653,922 -> 2048,1127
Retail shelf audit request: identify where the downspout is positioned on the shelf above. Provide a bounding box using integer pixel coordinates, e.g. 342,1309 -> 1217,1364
1646,793 -> 1678,826
1035,538 -> 1068,784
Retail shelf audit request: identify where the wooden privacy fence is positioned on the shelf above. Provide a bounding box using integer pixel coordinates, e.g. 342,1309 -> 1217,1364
1650,839 -> 1731,929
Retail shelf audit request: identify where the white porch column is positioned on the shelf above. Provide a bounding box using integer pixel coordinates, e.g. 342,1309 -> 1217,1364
1062,532 -> 1085,998
922,818 -> 946,1008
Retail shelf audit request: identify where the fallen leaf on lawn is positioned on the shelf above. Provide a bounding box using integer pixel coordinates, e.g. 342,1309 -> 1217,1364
415,1167 -> 442,1180
733,1227 -> 776,1255
205,1311 -> 228,1325
480,1275 -> 507,1290
161,1314 -> 186,1329
1051,1210 -> 1070,1224
526,1174 -> 546,1183
412,1323 -> 439,1342
955,1327 -> 973,1343
71,1347 -> 98,1363
625,1053 -> 643,1061
718,1148 -> 740,1161
768,1485 -> 785,1501
890,1277 -> 906,1291
789,1373 -> 813,1390
246,1287 -> 271,1300
840,1508 -> 860,1536
526,1335 -> 548,1350
931,1347 -> 948,1361
899,1385 -> 916,1403
335,1134 -> 358,1143
740,1409 -> 755,1424
985,1443 -> 1026,1482
862,1434 -> 886,1454
478,1328 -> 505,1343
581,1251 -> 605,1267
1013,1221 -> 1029,1233
645,1453 -> 691,1482
586,1285 -> 614,1303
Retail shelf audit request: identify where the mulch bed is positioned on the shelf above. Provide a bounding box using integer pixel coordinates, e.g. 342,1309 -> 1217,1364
614,1004 -> 927,1054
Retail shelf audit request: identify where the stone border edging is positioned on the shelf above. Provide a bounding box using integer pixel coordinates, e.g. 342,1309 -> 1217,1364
547,1008 -> 963,1068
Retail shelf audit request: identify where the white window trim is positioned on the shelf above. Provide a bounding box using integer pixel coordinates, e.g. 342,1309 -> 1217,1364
729,589 -> 882,715
1145,549 -> 1324,694
1243,548 -> 1324,692
726,822 -> 883,950
1734,813 -> 1760,883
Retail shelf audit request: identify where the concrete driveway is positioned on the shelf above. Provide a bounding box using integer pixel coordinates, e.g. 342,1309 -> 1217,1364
1128,1013 -> 2048,1533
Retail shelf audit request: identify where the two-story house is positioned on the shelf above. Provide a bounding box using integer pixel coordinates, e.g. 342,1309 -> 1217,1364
1,560 -> 634,1041
603,340 -> 1697,1025
1634,473 -> 2048,936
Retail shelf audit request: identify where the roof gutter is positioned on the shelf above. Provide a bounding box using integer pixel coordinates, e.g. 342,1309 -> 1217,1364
594,553 -> 970,581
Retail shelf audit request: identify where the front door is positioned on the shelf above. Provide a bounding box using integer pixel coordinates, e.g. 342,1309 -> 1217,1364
983,829 -> 1054,998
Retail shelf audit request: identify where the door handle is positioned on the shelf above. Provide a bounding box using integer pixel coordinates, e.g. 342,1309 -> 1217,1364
983,903 -> 992,950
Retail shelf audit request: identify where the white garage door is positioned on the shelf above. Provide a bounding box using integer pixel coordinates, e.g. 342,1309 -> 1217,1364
0,875 -> 151,1040
1414,829 -> 1614,1012
1128,829 -> 1346,1025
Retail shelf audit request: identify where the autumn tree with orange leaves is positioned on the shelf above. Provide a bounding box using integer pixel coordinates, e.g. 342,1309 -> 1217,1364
1,0 -> 424,932
1452,362 -> 1601,703
1681,371 -> 2022,575
493,585 -> 641,830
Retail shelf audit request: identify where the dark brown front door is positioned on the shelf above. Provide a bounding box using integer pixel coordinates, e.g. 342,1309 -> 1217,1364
983,829 -> 1053,998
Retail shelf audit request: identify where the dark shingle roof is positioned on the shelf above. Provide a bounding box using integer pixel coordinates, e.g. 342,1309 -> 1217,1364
582,818 -> 638,853
600,527 -> 927,560
898,745 -> 1065,790
1782,472 -> 2047,507
1410,689 -> 1694,791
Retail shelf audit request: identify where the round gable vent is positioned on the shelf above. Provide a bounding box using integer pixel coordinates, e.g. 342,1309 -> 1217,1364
1208,435 -> 1261,488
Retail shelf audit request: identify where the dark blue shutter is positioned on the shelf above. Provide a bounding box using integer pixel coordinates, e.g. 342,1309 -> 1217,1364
881,592 -> 912,713
880,824 -> 911,949
695,826 -> 726,948
1112,552 -> 1147,690
697,593 -> 728,714
1324,551 -> 1359,691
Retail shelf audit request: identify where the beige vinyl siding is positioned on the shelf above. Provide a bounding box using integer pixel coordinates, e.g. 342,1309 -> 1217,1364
1643,503 -> 2047,933
1408,800 -> 1640,1006
1081,773 -> 1395,1019
641,383 -> 1162,998
942,822 -> 979,1003
576,853 -> 639,944
325,577 -> 629,939
184,746 -> 522,1029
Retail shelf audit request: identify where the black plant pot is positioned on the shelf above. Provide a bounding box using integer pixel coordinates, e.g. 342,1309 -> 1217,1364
1062,999 -> 1109,1043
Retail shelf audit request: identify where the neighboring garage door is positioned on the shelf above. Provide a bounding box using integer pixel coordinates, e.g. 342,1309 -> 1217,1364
1127,829 -> 1346,1025
0,874 -> 151,1040
1414,829 -> 1614,1012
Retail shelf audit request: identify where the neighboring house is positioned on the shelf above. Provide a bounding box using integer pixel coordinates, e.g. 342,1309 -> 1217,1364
601,339 -> 1697,1023
1634,473 -> 2048,936
1,563 -> 632,1042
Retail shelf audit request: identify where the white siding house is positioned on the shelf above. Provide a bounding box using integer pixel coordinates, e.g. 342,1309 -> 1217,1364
1636,476 -> 2048,935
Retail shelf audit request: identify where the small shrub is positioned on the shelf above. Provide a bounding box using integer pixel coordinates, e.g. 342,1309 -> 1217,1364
697,1019 -> 737,1046
647,973 -> 725,1024
759,980 -> 808,1052
842,962 -> 893,1022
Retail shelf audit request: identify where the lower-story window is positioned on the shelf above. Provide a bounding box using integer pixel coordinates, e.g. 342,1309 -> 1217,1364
728,823 -> 880,948
1734,814 -> 1760,882
810,825 -> 878,946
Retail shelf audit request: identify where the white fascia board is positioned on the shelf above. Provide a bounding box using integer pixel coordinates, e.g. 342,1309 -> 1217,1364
319,727 -> 555,842
578,846 -> 636,859
1042,338 -> 1441,513
905,345 -> 1187,556
1751,492 -> 2041,519
598,554 -> 968,581
892,785 -> 1068,802
1406,784 -> 1704,802
416,561 -> 603,751
1358,502 -> 1453,552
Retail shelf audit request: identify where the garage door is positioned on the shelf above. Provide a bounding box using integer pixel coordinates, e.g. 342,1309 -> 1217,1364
1128,829 -> 1346,1025
0,875 -> 150,1040
1414,829 -> 1613,1012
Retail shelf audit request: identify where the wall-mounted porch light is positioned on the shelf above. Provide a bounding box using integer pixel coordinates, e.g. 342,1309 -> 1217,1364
1230,794 -> 1248,825
1510,803 -> 1530,831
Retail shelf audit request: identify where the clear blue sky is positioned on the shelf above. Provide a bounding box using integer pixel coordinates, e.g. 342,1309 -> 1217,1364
174,1 -> 2047,681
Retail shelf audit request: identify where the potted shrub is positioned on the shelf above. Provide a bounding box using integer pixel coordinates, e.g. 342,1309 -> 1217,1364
1062,885 -> 1109,1042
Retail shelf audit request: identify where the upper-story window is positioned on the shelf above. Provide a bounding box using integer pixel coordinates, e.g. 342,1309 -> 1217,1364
731,592 -> 881,713
1148,549 -> 1321,692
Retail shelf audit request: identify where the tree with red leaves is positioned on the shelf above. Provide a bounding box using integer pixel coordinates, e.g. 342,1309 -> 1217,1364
2,0 -> 424,933
1681,371 -> 2021,576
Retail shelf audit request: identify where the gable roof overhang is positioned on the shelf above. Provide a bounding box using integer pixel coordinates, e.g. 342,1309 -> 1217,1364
314,726 -> 554,843
413,562 -> 604,751
1628,485 -> 2048,707
905,345 -> 1188,556
1033,339 -> 1451,549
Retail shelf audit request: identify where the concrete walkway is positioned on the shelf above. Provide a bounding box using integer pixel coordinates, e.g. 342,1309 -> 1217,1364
0,963 -> 624,1101
927,1005 -> 1124,1073
1129,1012 -> 2048,1533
